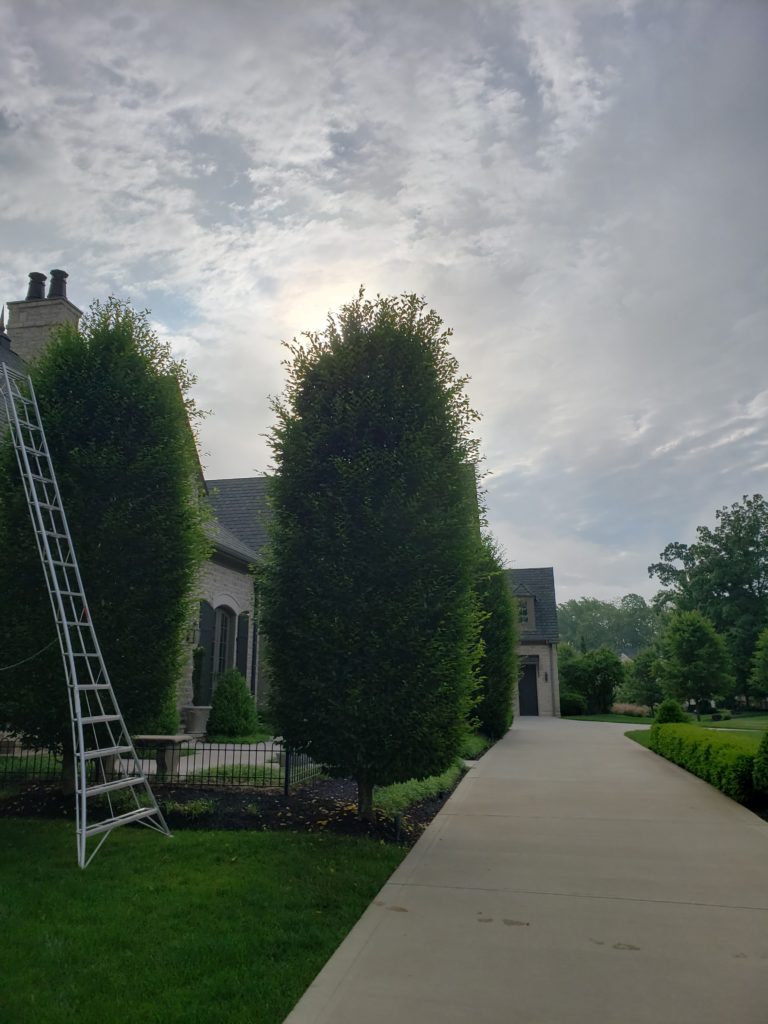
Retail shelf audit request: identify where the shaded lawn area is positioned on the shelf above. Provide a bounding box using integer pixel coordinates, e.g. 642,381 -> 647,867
703,714 -> 768,732
0,819 -> 404,1024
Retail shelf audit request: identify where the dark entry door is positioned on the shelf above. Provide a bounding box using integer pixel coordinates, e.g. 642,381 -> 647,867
519,664 -> 539,716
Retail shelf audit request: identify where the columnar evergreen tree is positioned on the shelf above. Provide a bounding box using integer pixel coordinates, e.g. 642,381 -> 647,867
260,291 -> 481,818
0,298 -> 209,754
474,535 -> 519,739
659,610 -> 732,715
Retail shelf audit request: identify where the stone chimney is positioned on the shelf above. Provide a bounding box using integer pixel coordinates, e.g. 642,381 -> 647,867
5,270 -> 82,364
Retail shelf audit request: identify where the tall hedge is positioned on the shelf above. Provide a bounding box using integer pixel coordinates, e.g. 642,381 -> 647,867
0,298 -> 210,752
260,291 -> 481,818
473,535 -> 518,739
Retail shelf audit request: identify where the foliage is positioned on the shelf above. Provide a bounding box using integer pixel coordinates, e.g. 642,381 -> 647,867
558,645 -> 624,714
0,819 -> 404,1024
621,646 -> 665,712
0,298 -> 210,752
559,691 -> 587,716
374,760 -> 463,817
753,733 -> 768,794
473,534 -> 518,739
610,703 -> 650,717
160,797 -> 215,818
659,610 -> 732,713
556,594 -> 662,656
649,494 -> 768,701
458,732 -> 490,759
206,669 -> 259,738
748,627 -> 768,703
648,723 -> 760,803
654,697 -> 689,724
261,291 -> 482,818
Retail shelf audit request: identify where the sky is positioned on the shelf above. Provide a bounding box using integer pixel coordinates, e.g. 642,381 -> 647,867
1,0 -> 766,603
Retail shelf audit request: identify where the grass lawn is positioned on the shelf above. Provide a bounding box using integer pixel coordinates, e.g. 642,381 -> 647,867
625,726 -> 763,753
625,729 -> 653,748
0,819 -> 404,1024
701,714 -> 768,732
564,713 -> 655,724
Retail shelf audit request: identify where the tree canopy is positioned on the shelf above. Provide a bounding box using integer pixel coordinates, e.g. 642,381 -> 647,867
558,645 -> 624,714
649,494 -> 768,700
473,535 -> 518,739
659,610 -> 732,713
0,298 -> 209,752
260,291 -> 481,817
557,594 -> 661,657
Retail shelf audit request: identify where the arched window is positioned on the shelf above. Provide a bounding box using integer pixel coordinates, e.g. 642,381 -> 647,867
213,606 -> 236,680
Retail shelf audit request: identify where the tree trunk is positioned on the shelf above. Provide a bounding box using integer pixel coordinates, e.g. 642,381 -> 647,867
357,778 -> 374,822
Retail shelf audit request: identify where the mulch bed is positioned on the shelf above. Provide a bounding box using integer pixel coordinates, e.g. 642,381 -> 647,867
0,776 -> 461,846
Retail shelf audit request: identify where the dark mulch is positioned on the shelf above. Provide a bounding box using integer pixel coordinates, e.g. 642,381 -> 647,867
0,776 -> 460,846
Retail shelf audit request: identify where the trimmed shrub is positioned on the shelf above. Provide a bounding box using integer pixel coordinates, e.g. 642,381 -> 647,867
753,733 -> 768,795
206,670 -> 258,738
559,692 -> 587,716
649,724 -> 760,804
654,698 -> 688,724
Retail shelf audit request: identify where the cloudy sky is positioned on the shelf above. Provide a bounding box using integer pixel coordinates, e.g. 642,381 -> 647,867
1,0 -> 766,602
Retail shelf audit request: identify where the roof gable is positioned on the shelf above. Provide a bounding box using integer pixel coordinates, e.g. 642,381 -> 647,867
205,476 -> 271,557
506,567 -> 559,643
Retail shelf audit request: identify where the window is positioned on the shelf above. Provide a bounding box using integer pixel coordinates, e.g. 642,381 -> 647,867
213,606 -> 235,679
517,598 -> 535,630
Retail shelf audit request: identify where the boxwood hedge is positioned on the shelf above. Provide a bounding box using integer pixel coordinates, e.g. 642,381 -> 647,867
649,723 -> 765,805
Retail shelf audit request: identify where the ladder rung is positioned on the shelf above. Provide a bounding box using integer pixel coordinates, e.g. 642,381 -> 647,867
36,501 -> 61,512
75,682 -> 111,689
83,806 -> 158,838
79,745 -> 133,761
81,714 -> 121,726
60,589 -> 86,598
86,776 -> 145,798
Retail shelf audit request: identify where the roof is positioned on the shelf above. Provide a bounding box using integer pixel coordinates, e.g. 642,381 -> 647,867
506,567 -> 559,643
205,517 -> 260,565
205,476 -> 271,557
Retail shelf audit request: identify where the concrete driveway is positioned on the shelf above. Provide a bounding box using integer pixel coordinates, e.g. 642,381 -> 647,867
284,717 -> 768,1024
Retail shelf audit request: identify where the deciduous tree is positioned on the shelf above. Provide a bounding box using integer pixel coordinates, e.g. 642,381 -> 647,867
659,610 -> 732,716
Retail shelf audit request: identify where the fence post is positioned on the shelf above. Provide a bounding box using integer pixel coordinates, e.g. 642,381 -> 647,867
283,748 -> 291,797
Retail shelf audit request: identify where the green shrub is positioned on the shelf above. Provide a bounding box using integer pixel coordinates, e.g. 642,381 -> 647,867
374,761 -> 463,818
753,733 -> 768,795
560,692 -> 587,716
206,670 -> 258,738
654,698 -> 688,724
649,724 -> 760,804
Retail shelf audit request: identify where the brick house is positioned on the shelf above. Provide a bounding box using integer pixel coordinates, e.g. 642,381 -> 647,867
507,567 -> 561,716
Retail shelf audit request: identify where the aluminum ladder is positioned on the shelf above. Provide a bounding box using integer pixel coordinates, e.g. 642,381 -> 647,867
0,365 -> 170,868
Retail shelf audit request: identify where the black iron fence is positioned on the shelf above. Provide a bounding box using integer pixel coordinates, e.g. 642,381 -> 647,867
0,738 -> 322,794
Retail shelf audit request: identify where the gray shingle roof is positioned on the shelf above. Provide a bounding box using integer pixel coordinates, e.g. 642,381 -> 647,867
205,518 -> 260,564
205,476 -> 271,558
506,567 -> 560,643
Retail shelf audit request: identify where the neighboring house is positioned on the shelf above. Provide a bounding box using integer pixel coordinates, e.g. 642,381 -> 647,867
507,567 -> 561,717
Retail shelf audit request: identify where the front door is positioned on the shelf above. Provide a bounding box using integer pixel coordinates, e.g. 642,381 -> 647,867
519,664 -> 539,716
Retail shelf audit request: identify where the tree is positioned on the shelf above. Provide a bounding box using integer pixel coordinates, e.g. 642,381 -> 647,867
0,298 -> 209,756
659,611 -> 732,716
623,646 -> 664,713
557,594 -> 661,656
260,291 -> 481,819
558,645 -> 624,714
748,627 -> 768,704
206,669 -> 259,738
473,535 -> 519,739
649,495 -> 768,702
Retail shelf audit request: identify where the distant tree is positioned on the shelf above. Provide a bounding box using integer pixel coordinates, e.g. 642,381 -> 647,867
473,535 -> 519,739
559,645 -> 624,714
649,495 -> 768,702
261,291 -> 481,819
557,594 -> 660,656
0,298 -> 209,758
623,647 -> 664,713
659,611 -> 732,717
748,627 -> 768,704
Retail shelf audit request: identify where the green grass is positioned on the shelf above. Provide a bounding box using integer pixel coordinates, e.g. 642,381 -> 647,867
184,762 -> 283,786
205,729 -> 274,744
626,725 -> 763,751
0,819 -> 404,1024
702,714 -> 768,732
625,729 -> 653,748
564,713 -> 655,724
374,761 -> 464,817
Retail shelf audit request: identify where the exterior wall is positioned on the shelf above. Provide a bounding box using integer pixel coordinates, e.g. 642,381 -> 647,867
6,297 -> 81,363
178,555 -> 255,709
516,642 -> 560,717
